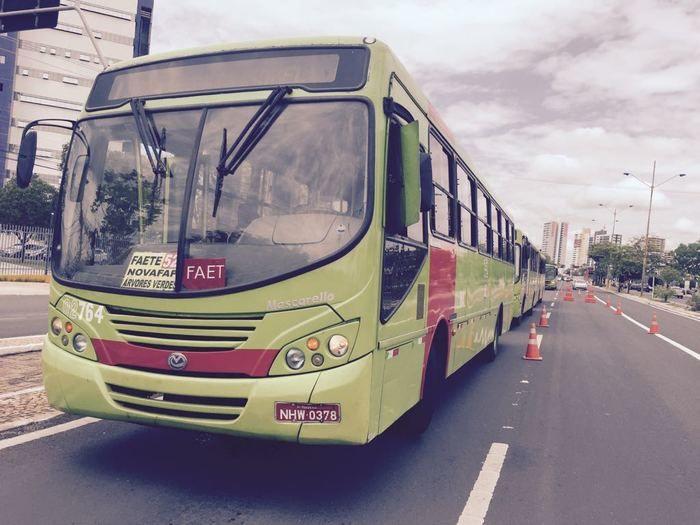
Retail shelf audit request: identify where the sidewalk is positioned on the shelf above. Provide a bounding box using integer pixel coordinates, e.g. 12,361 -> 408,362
595,287 -> 700,322
0,352 -> 57,432
0,282 -> 50,295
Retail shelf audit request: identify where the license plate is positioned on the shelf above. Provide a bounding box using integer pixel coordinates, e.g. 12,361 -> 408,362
275,402 -> 341,423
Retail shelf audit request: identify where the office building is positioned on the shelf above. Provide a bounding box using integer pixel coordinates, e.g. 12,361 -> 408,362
646,236 -> 666,253
541,220 -> 568,266
572,228 -> 591,268
0,0 -> 154,187
541,221 -> 559,261
555,222 -> 568,266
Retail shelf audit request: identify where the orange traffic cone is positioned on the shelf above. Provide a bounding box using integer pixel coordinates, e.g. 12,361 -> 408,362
585,291 -> 596,304
615,300 -> 623,315
538,306 -> 549,328
564,289 -> 574,302
523,323 -> 543,361
649,314 -> 660,334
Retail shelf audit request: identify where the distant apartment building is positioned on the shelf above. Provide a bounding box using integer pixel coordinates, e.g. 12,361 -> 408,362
572,228 -> 591,268
0,0 -> 154,187
541,221 -> 558,261
556,222 -> 568,266
632,235 -> 666,253
646,236 -> 666,253
541,220 -> 568,266
590,228 -> 622,248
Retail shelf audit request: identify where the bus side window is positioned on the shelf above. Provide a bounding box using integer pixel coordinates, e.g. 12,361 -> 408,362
385,119 -> 425,243
514,243 -> 521,282
429,133 -> 454,238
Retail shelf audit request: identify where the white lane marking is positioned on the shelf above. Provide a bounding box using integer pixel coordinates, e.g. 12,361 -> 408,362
0,385 -> 44,400
520,380 -> 529,384
550,302 -> 555,307
502,426 -> 514,430
0,417 -> 98,452
457,442 -> 509,525
546,312 -> 552,319
655,334 -> 700,362
536,334 -> 543,348
594,295 -> 700,362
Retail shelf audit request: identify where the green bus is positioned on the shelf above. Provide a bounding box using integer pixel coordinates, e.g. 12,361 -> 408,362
18,37 -> 544,444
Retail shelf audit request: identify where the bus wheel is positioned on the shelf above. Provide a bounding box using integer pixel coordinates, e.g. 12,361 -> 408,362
484,314 -> 501,362
400,336 -> 443,435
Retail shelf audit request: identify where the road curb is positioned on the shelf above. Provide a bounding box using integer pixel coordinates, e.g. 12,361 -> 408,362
595,288 -> 700,322
0,335 -> 45,357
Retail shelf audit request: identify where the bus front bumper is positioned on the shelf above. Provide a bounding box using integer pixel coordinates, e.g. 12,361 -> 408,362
42,337 -> 373,445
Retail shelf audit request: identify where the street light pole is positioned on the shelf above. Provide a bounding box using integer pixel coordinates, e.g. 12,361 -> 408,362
624,164 -> 687,297
640,161 -> 656,297
597,203 -> 633,288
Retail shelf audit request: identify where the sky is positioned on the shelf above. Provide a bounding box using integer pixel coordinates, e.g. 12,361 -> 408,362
150,0 -> 700,253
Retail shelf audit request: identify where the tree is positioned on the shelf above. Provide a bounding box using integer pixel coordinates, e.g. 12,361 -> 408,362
0,177 -> 58,227
589,242 -> 616,285
658,266 -> 683,286
673,241 -> 700,278
614,245 -> 643,284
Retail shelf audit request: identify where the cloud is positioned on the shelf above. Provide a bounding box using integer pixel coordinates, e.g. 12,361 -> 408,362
150,0 -> 700,251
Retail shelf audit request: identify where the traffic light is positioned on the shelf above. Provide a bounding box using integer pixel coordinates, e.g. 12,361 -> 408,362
0,0 -> 60,33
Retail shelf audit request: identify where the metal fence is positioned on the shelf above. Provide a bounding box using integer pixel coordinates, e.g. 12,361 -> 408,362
0,224 -> 53,276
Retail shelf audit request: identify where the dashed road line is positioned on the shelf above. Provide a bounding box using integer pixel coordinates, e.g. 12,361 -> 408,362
457,442 -> 509,525
0,417 -> 99,452
594,295 -> 700,362
0,385 -> 44,400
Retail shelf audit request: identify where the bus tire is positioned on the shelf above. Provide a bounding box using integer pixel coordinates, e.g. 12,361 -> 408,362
484,312 -> 502,362
400,331 -> 444,435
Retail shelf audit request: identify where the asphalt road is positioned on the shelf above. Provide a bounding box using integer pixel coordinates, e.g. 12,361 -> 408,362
0,288 -> 698,524
0,295 -> 48,338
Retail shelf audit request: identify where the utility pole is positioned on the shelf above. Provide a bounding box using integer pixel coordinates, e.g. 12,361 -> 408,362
597,203 -> 633,288
640,161 -> 656,298
624,164 -> 687,297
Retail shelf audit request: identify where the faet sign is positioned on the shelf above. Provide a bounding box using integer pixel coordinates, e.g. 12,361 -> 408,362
183,258 -> 226,290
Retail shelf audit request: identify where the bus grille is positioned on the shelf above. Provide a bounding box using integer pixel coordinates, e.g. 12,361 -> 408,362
107,383 -> 246,421
106,305 -> 264,351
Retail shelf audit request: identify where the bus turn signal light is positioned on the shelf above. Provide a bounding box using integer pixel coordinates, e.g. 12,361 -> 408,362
306,337 -> 320,351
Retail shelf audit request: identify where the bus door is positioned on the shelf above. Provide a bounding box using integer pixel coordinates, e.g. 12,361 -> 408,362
376,76 -> 430,434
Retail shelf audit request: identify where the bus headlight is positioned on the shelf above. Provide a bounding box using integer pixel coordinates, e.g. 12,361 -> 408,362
285,348 -> 305,370
51,317 -> 63,335
72,333 -> 89,353
328,335 -> 349,357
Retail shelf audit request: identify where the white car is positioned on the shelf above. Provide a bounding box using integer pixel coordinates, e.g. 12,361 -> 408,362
572,279 -> 588,291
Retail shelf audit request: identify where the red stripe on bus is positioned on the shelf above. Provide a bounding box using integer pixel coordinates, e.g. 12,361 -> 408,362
421,245 -> 456,395
92,339 -> 279,377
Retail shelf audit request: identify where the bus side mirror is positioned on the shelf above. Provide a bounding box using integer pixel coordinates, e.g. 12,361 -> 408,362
16,130 -> 38,188
419,151 -> 433,212
399,120 -> 420,227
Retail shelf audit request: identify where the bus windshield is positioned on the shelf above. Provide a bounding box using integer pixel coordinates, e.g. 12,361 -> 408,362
55,100 -> 369,294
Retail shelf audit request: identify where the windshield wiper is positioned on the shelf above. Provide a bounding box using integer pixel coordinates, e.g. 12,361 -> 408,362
130,98 -> 168,219
212,86 -> 292,217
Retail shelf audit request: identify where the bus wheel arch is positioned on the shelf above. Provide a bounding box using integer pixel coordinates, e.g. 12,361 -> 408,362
484,307 -> 503,362
400,320 -> 448,435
